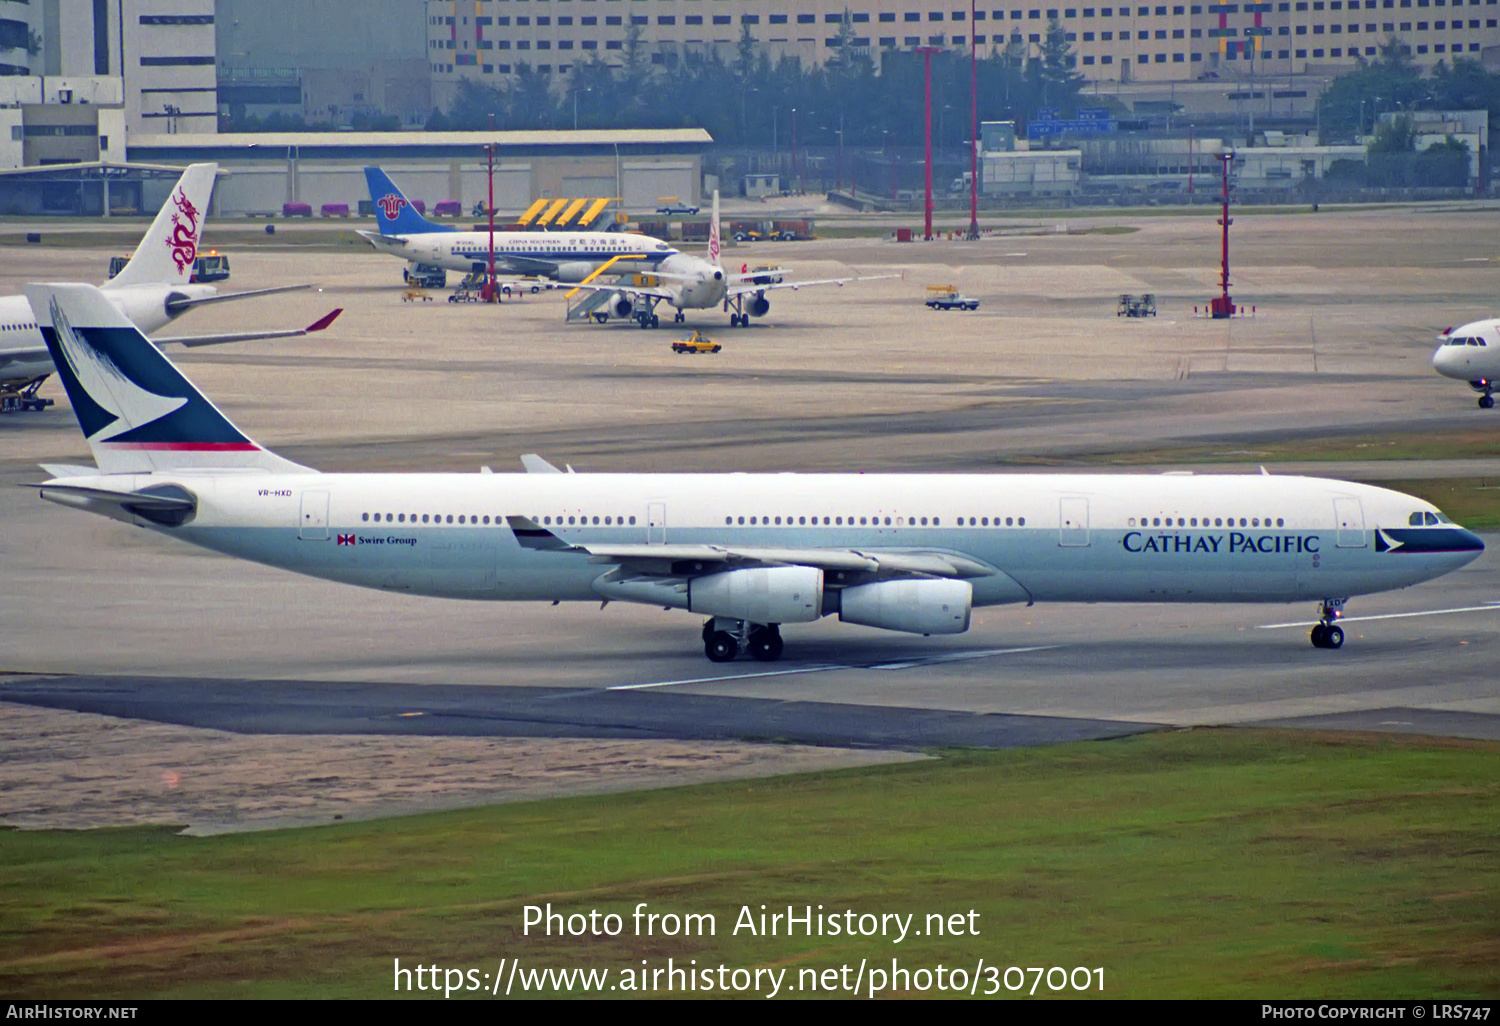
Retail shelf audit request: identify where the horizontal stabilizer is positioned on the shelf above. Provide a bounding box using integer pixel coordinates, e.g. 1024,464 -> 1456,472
164,284 -> 313,316
32,481 -> 198,526
37,463 -> 97,479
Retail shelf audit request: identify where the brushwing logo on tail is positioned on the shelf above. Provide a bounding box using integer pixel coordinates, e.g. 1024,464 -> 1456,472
377,193 -> 407,220
48,296 -> 186,442
165,188 -> 201,274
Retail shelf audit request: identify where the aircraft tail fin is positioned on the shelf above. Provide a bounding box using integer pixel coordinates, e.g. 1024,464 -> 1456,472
104,163 -> 218,289
707,189 -> 721,267
25,283 -> 313,476
364,166 -> 453,236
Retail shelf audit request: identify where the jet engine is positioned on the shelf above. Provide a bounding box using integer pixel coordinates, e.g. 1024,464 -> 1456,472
835,579 -> 972,635
688,566 -> 823,623
610,292 -> 635,319
555,262 -> 595,283
748,294 -> 770,318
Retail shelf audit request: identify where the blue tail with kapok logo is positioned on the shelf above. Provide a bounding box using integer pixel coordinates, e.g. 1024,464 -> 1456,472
26,283 -> 313,476
364,166 -> 453,236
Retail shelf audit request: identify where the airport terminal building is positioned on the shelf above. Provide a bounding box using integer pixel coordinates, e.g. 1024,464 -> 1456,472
126,128 -> 712,215
426,0 -> 1500,99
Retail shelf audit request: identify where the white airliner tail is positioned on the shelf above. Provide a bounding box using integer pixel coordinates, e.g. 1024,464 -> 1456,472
708,189 -> 721,267
103,164 -> 218,290
26,283 -> 313,475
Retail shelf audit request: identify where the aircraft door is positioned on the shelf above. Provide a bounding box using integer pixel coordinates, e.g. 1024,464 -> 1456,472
1058,497 -> 1090,547
1334,498 -> 1366,548
299,490 -> 329,541
647,502 -> 666,545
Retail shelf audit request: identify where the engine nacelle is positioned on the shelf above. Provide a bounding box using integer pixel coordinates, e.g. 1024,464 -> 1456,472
748,294 -> 770,318
610,292 -> 635,319
688,566 -> 823,624
837,579 -> 972,635
555,261 -> 595,283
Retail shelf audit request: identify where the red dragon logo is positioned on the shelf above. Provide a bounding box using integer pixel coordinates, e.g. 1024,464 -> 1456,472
377,192 -> 407,220
165,188 -> 200,274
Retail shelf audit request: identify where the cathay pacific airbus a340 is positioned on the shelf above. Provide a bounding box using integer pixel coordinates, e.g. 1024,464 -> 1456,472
28,282 -> 1484,661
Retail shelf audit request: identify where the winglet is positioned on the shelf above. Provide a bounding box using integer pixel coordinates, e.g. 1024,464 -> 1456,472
306,308 -> 343,332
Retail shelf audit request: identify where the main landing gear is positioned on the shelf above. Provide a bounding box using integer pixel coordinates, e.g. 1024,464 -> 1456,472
724,291 -> 762,328
702,618 -> 783,663
1310,598 -> 1347,650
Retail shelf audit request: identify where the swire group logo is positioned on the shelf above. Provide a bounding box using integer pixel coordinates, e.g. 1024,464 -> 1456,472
336,534 -> 357,546
377,193 -> 407,220
165,188 -> 201,273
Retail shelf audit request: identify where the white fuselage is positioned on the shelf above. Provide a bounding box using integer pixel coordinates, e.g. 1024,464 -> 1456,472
648,252 -> 728,311
1433,317 -> 1500,385
0,283 -> 216,386
48,470 -> 1481,610
365,230 -> 679,280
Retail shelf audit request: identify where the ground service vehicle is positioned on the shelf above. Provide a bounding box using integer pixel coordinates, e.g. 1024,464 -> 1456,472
926,285 -> 980,311
109,252 -> 230,284
672,330 -> 722,354
404,263 -> 447,289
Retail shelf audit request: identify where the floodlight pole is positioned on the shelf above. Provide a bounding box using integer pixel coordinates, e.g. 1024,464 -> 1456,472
919,47 -> 940,241
1211,150 -> 1235,319
483,138 -> 498,303
967,0 -> 979,240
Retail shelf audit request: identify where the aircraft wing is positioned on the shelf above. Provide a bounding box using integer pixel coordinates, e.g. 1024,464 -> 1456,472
154,309 -> 342,348
506,517 -> 995,579
563,281 -> 677,302
726,273 -> 902,298
501,254 -> 565,278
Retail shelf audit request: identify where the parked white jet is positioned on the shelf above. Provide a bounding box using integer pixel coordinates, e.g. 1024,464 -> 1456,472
1433,319 -> 1500,408
27,283 -> 1484,661
358,167 -> 677,282
570,192 -> 897,328
0,163 -> 335,412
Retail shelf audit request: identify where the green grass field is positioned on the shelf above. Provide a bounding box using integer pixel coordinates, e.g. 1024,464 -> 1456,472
2,730 -> 1495,998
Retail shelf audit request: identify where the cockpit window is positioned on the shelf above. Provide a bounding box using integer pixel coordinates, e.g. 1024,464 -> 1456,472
1424,512 -> 1440,526
1409,512 -> 1423,526
1435,511 -> 1452,524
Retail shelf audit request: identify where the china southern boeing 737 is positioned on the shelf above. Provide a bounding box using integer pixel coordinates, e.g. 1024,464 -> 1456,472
358,167 -> 677,282
28,282 -> 1484,661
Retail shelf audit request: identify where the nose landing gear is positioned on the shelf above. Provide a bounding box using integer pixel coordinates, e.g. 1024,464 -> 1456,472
702,618 -> 783,662
1310,598 -> 1347,649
